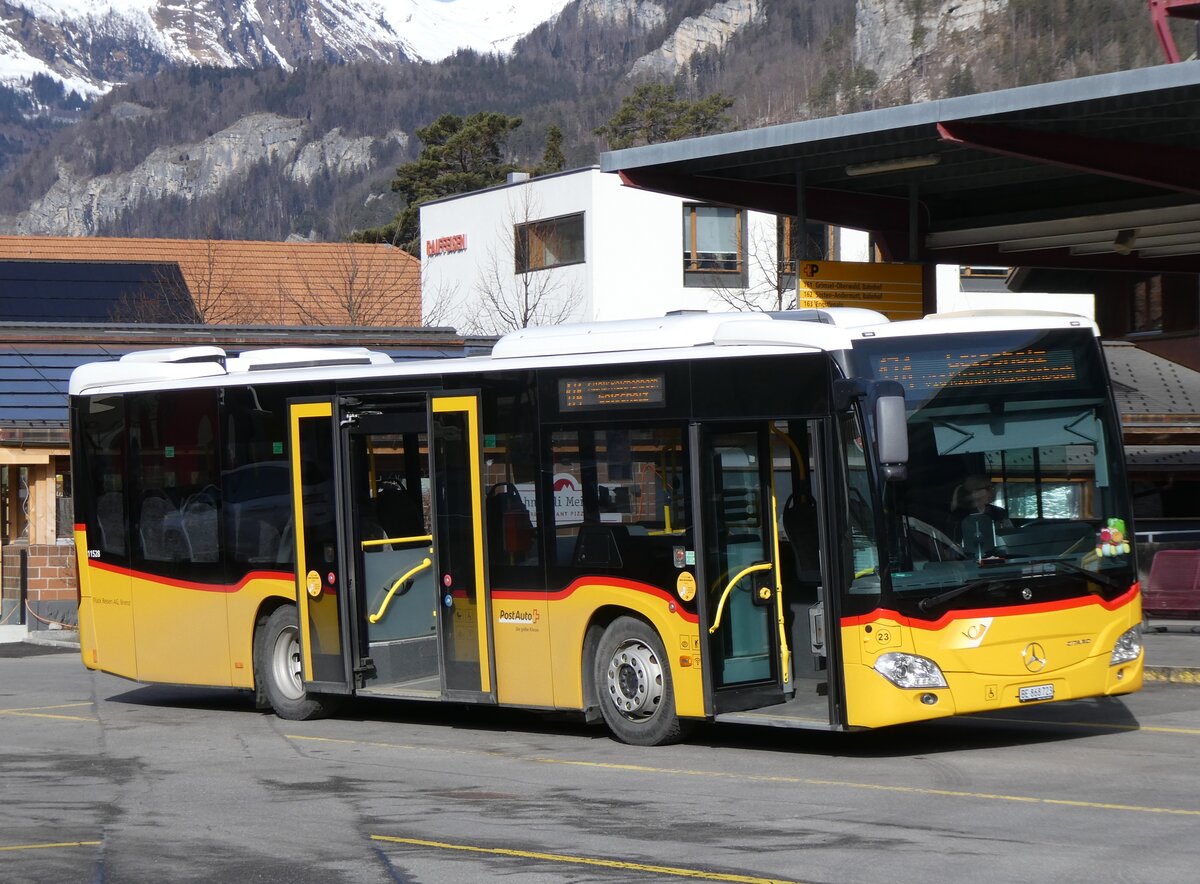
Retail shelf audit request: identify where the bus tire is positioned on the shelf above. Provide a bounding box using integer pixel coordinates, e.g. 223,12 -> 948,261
254,605 -> 339,721
594,616 -> 690,746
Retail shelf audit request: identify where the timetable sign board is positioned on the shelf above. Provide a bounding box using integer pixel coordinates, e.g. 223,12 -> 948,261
559,375 -> 666,411
798,260 -> 924,321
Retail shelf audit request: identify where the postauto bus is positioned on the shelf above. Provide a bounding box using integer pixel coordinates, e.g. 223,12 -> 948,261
69,309 -> 1142,745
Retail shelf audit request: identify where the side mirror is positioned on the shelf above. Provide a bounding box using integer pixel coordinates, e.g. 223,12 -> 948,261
874,383 -> 908,482
834,378 -> 909,482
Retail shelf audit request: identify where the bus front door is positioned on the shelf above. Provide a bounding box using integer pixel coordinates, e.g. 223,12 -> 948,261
695,420 -> 836,727
696,424 -> 788,714
346,393 -> 494,703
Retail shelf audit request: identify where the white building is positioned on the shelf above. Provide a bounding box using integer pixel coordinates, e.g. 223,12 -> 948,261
419,167 -> 1091,332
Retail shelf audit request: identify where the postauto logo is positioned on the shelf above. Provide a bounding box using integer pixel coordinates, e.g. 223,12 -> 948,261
498,609 -> 541,625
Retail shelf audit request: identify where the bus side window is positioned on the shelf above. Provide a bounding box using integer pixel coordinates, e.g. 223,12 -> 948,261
82,395 -> 128,559
481,376 -> 541,586
128,389 -> 222,576
222,386 -> 291,570
548,426 -> 690,592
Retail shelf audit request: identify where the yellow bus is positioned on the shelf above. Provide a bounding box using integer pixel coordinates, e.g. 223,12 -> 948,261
69,309 -> 1143,745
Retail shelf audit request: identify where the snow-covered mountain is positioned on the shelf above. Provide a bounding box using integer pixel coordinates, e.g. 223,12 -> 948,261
0,0 -> 572,97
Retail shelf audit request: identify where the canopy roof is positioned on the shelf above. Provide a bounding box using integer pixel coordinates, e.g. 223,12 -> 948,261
602,64 -> 1200,273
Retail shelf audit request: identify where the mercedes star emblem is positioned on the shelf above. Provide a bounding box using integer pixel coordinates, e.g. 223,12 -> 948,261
1023,642 -> 1048,673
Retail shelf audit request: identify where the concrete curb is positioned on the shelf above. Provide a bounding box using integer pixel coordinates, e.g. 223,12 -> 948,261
22,631 -> 81,650
1144,666 -> 1200,685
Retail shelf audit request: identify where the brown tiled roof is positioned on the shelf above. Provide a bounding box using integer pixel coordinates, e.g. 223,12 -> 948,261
0,236 -> 420,326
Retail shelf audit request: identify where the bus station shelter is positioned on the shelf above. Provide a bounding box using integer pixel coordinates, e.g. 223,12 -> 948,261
601,62 -> 1200,331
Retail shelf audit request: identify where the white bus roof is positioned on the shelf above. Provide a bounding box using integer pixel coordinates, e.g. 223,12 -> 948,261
68,308 -> 1099,397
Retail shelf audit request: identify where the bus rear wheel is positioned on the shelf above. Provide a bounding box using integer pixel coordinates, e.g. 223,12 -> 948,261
254,605 -> 340,721
594,616 -> 690,746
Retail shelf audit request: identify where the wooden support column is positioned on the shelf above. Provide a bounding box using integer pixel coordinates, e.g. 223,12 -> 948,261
30,465 -> 55,546
6,468 -> 22,542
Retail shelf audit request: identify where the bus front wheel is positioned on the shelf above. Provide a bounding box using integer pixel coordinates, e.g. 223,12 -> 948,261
594,617 -> 690,746
254,605 -> 339,721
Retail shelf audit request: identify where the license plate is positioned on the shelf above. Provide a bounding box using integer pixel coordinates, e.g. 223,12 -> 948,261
1019,684 -> 1054,702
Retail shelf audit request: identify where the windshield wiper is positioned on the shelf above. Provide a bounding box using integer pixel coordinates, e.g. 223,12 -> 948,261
916,559 -> 1127,613
918,578 -> 1004,612
1021,558 -> 1129,592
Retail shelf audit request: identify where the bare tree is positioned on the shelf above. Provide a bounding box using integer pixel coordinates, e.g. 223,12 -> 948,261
178,240 -> 252,323
420,273 -> 465,328
108,241 -> 248,324
108,283 -> 198,324
711,215 -> 798,313
281,243 -> 422,327
468,188 -> 583,334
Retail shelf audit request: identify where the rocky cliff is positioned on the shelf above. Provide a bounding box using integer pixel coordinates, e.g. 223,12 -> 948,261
854,0 -> 1007,97
629,0 -> 766,79
0,114 -> 406,235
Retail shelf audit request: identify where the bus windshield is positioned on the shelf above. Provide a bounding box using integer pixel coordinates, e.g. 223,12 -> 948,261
849,327 -> 1134,616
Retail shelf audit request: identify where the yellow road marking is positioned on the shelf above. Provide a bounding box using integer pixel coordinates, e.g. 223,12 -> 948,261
370,835 -> 801,883
976,716 -> 1200,736
540,759 -> 1200,817
0,841 -> 101,853
290,734 -> 1200,818
0,702 -> 97,722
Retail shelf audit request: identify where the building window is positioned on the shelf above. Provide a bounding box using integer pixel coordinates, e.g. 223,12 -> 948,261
777,217 -> 833,274
1132,275 -> 1163,333
683,205 -> 742,274
515,213 -> 585,273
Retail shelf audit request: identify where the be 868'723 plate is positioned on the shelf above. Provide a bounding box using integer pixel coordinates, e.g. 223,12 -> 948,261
1018,683 -> 1054,702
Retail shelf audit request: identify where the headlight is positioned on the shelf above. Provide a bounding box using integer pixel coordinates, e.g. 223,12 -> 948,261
874,652 -> 948,689
1110,624 -> 1143,666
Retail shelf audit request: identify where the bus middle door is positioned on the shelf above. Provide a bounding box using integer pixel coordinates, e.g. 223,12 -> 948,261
287,398 -> 355,695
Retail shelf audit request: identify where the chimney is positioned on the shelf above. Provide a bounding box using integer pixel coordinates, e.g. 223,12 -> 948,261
507,172 -> 531,184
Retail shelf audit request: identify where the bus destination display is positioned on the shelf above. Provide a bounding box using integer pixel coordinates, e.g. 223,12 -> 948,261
873,347 -> 1079,392
559,375 -> 666,411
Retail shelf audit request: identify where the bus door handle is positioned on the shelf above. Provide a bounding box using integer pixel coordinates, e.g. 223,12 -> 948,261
708,562 -> 773,634
369,557 -> 432,624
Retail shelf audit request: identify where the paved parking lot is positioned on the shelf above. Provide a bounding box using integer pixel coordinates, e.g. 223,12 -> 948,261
4,642 -> 1200,883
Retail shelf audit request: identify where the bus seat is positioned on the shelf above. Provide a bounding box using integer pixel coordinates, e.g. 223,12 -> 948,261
181,490 -> 219,563
139,493 -> 185,562
97,492 -> 125,555
377,485 -> 425,537
782,493 -> 821,581
572,524 -> 627,569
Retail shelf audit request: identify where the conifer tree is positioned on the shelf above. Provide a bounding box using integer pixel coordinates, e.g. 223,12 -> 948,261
354,111 -> 523,254
594,84 -> 734,150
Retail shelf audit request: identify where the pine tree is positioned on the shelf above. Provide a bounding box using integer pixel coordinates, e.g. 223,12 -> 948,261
536,124 -> 566,175
354,111 -> 523,254
593,84 -> 734,150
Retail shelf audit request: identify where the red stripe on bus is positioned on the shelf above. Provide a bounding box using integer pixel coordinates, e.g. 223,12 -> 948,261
840,582 -> 1140,631
493,577 -> 699,624
85,559 -> 292,594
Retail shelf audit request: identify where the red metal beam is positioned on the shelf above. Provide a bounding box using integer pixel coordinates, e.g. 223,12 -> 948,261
1149,0 -> 1200,63
937,121 -> 1200,197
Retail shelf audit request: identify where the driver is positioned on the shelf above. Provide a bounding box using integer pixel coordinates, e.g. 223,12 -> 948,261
949,475 -> 1012,545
